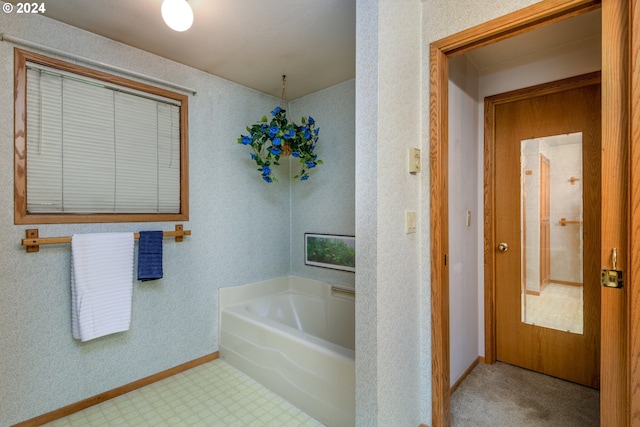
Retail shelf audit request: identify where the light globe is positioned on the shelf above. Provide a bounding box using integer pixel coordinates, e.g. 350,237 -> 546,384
161,0 -> 193,32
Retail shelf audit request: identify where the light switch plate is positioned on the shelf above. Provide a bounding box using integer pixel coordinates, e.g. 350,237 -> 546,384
405,211 -> 417,234
409,148 -> 421,173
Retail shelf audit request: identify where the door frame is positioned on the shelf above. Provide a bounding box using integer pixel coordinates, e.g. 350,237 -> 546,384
428,1 -> 637,426
630,2 -> 640,424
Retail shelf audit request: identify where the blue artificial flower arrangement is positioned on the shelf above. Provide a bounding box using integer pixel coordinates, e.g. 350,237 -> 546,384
238,106 -> 322,182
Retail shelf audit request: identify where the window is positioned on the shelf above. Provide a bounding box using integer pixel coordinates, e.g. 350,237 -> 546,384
14,48 -> 189,224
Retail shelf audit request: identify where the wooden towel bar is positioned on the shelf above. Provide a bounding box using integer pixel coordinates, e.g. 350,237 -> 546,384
558,218 -> 582,226
21,224 -> 191,253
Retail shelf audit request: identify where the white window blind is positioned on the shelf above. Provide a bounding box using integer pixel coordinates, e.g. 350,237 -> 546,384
25,64 -> 181,214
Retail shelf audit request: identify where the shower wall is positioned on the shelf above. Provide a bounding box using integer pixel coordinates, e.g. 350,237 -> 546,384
289,81 -> 356,287
549,141 -> 583,284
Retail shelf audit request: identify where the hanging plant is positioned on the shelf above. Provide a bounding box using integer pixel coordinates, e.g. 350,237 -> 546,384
238,106 -> 322,183
237,76 -> 322,183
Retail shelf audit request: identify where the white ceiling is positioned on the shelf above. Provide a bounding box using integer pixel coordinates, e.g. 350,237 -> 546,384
11,0 -> 356,100
466,8 -> 601,75
5,2 -> 600,99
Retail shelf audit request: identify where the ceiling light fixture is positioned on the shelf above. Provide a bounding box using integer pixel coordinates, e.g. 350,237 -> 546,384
161,0 -> 194,32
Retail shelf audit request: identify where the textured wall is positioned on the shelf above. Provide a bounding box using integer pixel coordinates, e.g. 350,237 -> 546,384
375,0 -> 424,425
355,0 -> 380,423
289,80 -> 356,287
0,11 -> 293,426
356,0 -> 423,425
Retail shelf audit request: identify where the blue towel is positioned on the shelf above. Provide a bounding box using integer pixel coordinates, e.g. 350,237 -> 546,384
137,231 -> 163,281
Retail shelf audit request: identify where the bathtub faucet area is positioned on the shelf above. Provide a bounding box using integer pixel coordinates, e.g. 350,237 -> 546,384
219,276 -> 355,427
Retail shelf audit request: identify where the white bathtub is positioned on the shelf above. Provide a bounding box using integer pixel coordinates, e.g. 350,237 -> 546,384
219,276 -> 355,427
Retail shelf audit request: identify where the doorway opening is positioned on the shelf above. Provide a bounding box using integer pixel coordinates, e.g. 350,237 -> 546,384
428,1 -> 631,426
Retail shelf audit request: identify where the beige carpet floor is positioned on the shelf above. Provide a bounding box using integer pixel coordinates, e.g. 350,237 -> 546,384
450,361 -> 599,427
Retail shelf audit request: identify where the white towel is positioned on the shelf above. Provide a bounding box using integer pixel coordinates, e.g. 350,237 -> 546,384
71,232 -> 135,342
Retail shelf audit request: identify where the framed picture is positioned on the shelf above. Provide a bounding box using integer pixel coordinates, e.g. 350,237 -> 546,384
304,233 -> 355,272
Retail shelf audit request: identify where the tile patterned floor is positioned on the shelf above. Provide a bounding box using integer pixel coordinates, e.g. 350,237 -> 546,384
524,282 -> 583,334
45,360 -> 325,427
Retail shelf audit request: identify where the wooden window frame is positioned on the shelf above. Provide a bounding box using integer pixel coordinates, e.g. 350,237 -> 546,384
13,48 -> 189,224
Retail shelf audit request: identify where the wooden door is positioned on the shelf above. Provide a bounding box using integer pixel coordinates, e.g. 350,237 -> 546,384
490,73 -> 601,388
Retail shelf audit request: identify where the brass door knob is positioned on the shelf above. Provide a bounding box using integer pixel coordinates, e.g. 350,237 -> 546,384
498,242 -> 509,252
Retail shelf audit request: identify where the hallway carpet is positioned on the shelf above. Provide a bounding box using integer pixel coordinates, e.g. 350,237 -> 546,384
450,361 -> 599,427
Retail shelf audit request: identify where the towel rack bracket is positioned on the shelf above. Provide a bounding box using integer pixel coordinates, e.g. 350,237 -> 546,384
26,229 -> 40,252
